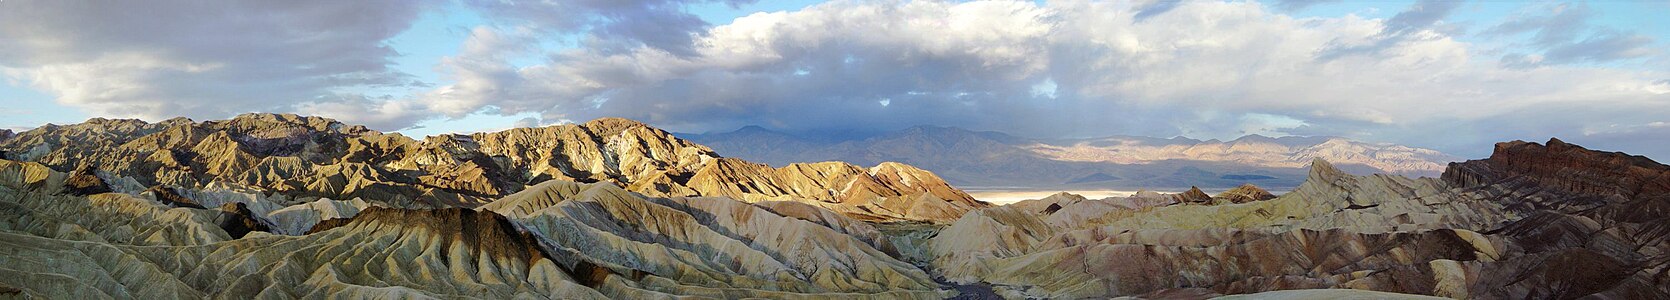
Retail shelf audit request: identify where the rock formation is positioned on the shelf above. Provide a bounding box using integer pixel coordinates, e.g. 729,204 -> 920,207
1,112 -> 1663,300
1173,186 -> 1213,204
919,138 -> 1668,298
1214,183 -> 1276,204
481,180 -> 946,298
0,114 -> 985,222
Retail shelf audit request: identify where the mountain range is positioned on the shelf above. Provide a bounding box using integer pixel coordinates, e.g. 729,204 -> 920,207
680,125 -> 1457,191
0,114 -> 1665,299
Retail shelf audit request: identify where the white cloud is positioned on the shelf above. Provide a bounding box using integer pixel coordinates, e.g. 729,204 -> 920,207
418,0 -> 1669,158
3,0 -> 1666,159
0,0 -> 432,123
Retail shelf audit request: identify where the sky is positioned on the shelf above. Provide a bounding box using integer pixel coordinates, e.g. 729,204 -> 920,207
1,0 -> 1668,160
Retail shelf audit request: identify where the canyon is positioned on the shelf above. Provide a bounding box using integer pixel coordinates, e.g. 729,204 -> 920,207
0,114 -> 1664,299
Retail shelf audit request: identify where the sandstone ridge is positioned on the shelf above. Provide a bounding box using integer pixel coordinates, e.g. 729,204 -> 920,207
0,114 -> 986,222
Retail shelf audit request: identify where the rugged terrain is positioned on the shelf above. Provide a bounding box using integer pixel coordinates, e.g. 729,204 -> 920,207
0,114 -> 1663,299
0,114 -> 984,222
683,126 -> 1457,190
923,138 -> 1668,298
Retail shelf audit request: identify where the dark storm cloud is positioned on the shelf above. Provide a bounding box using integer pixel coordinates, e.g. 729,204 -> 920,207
461,0 -> 756,56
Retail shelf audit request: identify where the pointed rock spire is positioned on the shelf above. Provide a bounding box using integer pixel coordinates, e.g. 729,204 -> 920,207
1174,186 -> 1212,204
1307,157 -> 1350,182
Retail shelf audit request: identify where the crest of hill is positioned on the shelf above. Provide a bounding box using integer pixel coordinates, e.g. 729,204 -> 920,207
0,113 -> 984,222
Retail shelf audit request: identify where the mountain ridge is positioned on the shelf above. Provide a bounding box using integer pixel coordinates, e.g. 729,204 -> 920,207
681,125 -> 1458,189
0,113 -> 987,223
0,113 -> 1665,299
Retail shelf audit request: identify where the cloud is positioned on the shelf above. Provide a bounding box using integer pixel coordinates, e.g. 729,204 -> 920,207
0,0 -> 432,122
1269,0 -> 1341,12
294,94 -> 432,131
3,0 -> 1667,160
1,0 -> 748,130
460,0 -> 756,55
1314,0 -> 1463,60
419,0 -> 1670,159
1484,3 -> 1660,66
1132,0 -> 1184,21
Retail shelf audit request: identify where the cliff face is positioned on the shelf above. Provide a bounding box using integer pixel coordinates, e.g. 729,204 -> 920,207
0,114 -> 984,222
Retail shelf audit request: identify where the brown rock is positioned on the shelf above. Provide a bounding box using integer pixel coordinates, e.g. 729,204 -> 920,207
60,165 -> 111,196
214,202 -> 270,238
145,185 -> 205,209
1215,183 -> 1276,204
1173,186 -> 1212,204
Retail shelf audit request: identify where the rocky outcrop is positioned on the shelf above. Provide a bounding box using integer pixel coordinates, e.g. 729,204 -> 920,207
143,185 -> 204,208
0,163 -> 602,298
8,114 -> 1665,300
0,206 -> 606,299
481,180 -> 947,299
60,165 -> 112,196
1214,183 -> 1276,204
913,139 -> 1670,298
212,202 -> 270,238
678,159 -> 984,222
1173,186 -> 1213,204
0,114 -> 984,222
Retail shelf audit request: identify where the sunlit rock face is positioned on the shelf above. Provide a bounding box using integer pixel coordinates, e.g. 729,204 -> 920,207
0,158 -> 939,299
481,180 -> 946,299
0,158 -> 600,299
922,138 -> 1669,299
0,113 -> 1664,300
0,114 -> 986,222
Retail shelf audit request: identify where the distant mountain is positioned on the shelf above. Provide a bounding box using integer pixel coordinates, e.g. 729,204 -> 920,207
682,126 -> 1459,190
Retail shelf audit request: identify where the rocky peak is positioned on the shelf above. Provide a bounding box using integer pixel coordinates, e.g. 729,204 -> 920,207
220,112 -> 372,138
1214,183 -> 1276,204
158,117 -> 194,126
1173,186 -> 1212,204
2,114 -> 977,221
579,117 -> 653,137
1306,158 -> 1352,183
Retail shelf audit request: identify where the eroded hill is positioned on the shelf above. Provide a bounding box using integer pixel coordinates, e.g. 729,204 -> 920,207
0,115 -> 1663,299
